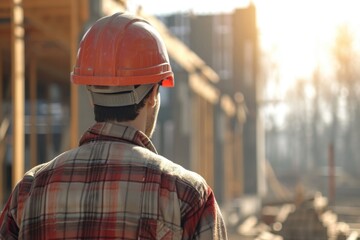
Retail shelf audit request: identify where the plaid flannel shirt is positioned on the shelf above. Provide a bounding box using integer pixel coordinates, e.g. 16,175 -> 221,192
0,122 -> 227,239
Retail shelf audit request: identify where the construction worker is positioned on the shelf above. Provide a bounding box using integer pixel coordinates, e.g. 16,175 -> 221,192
0,12 -> 228,239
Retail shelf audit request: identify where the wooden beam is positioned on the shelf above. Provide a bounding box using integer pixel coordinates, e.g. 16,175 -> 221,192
0,49 -> 4,205
234,124 -> 244,196
24,7 -> 71,17
37,62 -> 68,80
45,87 -> 53,159
0,118 -> 10,206
78,0 -> 89,24
0,9 -> 11,18
70,0 -> 79,148
223,118 -> 233,201
1,1 -> 88,25
189,73 -> 219,104
220,95 -> 236,117
25,12 -> 70,50
27,43 -> 68,58
29,56 -> 37,168
0,49 -> 3,123
0,0 -> 69,9
11,0 -> 25,187
190,94 -> 201,172
205,100 -> 214,188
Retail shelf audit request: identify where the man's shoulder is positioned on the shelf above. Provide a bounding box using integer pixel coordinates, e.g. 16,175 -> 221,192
136,147 -> 209,198
22,148 -> 75,182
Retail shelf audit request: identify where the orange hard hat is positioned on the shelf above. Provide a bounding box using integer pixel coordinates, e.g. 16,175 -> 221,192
71,12 -> 174,88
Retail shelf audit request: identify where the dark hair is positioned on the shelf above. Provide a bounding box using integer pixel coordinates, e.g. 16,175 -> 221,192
94,88 -> 153,122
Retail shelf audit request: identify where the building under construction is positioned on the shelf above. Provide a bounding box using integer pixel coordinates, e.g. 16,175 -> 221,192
0,0 -> 252,208
3,0 -> 358,239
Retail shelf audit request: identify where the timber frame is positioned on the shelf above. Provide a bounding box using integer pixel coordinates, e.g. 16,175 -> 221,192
0,0 -> 89,202
0,0 -> 246,206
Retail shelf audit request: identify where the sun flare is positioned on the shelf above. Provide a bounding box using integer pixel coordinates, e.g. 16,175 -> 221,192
256,0 -> 360,86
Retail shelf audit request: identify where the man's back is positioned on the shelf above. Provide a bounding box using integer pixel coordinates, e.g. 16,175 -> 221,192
1,12 -> 228,239
0,123 -> 227,239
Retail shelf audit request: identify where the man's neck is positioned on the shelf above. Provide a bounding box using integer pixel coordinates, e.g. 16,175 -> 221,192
109,108 -> 147,134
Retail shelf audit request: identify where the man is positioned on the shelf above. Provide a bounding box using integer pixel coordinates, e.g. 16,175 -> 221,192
0,12 -> 227,239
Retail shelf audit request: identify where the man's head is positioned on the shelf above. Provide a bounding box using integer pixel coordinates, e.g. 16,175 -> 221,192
71,12 -> 174,137
93,84 -> 161,137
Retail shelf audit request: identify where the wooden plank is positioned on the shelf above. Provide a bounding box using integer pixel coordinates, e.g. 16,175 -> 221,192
24,7 -> 70,15
11,0 -> 25,187
0,0 -> 69,9
1,0 -> 88,24
234,125 -> 244,196
224,117 -> 234,201
0,8 -> 10,18
78,0 -> 89,24
0,50 -> 3,123
190,94 -> 201,172
29,56 -> 37,168
69,0 -> 79,148
25,12 -> 70,50
0,49 -> 4,205
189,73 -> 219,104
0,118 -> 10,206
205,100 -> 214,187
221,95 -> 236,117
45,88 -> 53,159
37,62 -> 68,81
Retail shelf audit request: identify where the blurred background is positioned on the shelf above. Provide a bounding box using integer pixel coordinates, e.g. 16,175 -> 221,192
1,0 -> 360,239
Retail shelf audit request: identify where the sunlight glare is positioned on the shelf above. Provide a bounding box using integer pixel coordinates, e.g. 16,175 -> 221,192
255,0 -> 360,87
129,0 -> 250,14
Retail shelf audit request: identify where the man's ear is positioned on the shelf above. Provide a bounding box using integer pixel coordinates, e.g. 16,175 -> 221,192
148,84 -> 159,108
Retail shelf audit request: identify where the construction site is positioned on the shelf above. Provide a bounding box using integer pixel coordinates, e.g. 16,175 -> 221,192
1,0 -> 360,239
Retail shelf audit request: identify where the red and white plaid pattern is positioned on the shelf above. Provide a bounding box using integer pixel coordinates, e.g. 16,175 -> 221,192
0,122 -> 227,239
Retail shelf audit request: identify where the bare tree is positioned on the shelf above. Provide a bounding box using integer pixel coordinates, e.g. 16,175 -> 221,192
332,24 -> 360,177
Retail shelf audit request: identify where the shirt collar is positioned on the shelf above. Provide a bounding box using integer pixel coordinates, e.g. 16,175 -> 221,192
79,122 -> 158,154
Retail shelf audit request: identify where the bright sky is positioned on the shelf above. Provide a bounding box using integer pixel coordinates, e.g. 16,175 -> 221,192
256,0 -> 360,81
128,0 -> 360,88
125,0 -> 360,128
